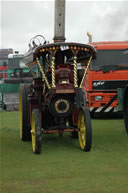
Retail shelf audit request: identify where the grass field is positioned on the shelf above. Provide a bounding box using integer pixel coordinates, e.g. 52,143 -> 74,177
0,111 -> 128,193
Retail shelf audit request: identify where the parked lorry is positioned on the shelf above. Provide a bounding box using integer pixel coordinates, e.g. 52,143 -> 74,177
5,53 -> 33,83
123,86 -> 128,133
84,41 -> 128,115
118,48 -> 128,133
0,66 -> 8,79
1,53 -> 32,111
0,48 -> 13,79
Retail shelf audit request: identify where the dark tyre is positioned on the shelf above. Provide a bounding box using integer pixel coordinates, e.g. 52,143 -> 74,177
90,112 -> 95,118
78,108 -> 92,151
31,109 -> 42,154
19,84 -> 31,141
123,85 -> 128,134
71,131 -> 78,138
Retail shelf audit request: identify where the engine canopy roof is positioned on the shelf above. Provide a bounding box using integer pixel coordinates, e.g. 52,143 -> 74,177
24,42 -> 96,65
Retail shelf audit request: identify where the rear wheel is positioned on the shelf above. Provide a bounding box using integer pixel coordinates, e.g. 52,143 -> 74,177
123,85 -> 128,134
31,109 -> 42,154
19,84 -> 31,141
78,108 -> 92,151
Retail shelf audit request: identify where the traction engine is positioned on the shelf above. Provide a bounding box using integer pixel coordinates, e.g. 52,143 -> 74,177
19,40 -> 96,154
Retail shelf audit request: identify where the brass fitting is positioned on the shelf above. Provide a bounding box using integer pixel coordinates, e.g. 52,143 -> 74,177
36,58 -> 51,89
79,56 -> 92,88
51,57 -> 56,88
74,56 -> 78,88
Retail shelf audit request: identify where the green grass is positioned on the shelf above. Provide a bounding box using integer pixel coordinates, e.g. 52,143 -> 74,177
0,111 -> 128,193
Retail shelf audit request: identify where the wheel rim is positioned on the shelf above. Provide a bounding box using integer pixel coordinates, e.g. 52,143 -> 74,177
78,111 -> 86,150
31,112 -> 36,152
19,89 -> 22,139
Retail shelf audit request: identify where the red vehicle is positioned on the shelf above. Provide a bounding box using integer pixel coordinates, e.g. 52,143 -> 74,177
84,41 -> 128,115
0,66 -> 8,79
0,48 -> 13,79
20,40 -> 96,154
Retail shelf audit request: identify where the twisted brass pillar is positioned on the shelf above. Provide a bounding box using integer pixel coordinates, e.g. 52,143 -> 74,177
36,58 -> 51,89
79,56 -> 92,88
51,56 -> 56,88
74,56 -> 78,88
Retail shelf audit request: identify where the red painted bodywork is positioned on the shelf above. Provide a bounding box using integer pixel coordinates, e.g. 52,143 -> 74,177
0,66 -> 8,78
84,41 -> 128,111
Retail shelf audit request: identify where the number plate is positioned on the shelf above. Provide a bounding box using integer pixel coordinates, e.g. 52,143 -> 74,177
60,45 -> 69,51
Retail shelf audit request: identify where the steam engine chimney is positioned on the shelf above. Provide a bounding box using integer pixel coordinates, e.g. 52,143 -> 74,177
87,32 -> 92,43
53,0 -> 66,42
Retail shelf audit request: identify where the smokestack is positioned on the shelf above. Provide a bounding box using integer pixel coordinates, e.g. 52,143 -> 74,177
87,32 -> 92,43
53,0 -> 66,42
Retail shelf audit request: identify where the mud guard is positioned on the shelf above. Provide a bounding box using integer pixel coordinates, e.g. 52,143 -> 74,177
76,88 -> 86,109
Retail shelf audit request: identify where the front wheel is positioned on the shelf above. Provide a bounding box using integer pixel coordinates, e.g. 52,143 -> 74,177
31,109 -> 42,154
78,108 -> 92,151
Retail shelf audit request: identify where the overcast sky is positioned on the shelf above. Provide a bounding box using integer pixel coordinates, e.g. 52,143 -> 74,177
1,0 -> 128,54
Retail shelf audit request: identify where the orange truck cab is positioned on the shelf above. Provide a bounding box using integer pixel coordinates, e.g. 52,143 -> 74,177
84,41 -> 128,114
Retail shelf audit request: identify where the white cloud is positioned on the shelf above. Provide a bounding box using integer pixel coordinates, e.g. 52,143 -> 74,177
1,0 -> 128,53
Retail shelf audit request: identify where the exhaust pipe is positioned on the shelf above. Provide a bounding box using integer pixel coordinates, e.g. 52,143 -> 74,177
87,32 -> 92,43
